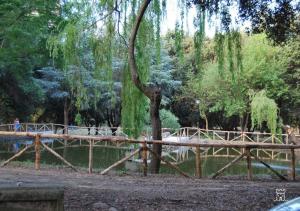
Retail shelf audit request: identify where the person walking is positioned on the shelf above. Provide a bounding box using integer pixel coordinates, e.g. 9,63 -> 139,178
14,118 -> 20,132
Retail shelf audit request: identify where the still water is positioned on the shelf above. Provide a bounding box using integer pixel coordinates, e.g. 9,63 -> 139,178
0,140 -> 299,177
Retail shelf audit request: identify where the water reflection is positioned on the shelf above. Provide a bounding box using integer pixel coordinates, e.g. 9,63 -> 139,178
0,141 -> 299,177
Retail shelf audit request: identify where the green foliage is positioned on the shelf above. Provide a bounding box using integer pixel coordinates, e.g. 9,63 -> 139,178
47,1 -> 116,115
121,0 -> 167,138
242,34 -> 287,100
194,5 -> 205,71
47,0 -> 166,135
214,33 -> 225,75
214,31 -> 243,81
153,0 -> 161,63
121,16 -> 152,138
279,36 -> 300,126
160,109 -> 180,130
75,113 -> 82,125
0,0 -> 60,122
251,90 -> 278,134
182,33 -> 286,129
121,64 -> 148,138
145,109 -> 180,130
149,44 -> 181,106
174,22 -> 184,63
1,0 -> 298,137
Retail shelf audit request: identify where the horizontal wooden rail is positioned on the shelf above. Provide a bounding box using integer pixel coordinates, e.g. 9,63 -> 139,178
0,131 -> 298,180
0,131 -> 299,150
1,123 -> 299,136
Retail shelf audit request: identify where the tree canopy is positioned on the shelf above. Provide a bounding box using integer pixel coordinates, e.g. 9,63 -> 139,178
0,0 -> 299,173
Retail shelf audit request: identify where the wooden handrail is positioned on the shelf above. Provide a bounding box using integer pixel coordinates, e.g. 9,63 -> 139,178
0,131 -> 299,150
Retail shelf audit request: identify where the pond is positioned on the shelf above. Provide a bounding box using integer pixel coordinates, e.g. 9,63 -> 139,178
0,140 -> 299,177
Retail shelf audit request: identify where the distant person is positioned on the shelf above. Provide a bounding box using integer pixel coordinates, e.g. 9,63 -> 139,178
14,118 -> 20,132
285,125 -> 299,145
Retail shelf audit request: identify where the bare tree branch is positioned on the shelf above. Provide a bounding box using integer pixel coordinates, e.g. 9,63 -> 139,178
115,0 -> 128,47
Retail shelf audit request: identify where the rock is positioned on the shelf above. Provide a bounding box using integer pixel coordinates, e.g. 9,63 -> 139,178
16,182 -> 23,187
109,207 -> 118,211
93,202 -> 109,209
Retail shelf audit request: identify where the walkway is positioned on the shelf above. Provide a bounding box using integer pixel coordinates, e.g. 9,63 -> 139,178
0,167 -> 299,211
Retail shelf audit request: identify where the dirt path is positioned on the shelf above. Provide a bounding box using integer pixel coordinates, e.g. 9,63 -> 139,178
0,167 -> 299,211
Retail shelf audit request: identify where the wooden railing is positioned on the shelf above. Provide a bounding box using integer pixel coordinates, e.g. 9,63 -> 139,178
0,131 -> 299,181
0,123 -> 299,162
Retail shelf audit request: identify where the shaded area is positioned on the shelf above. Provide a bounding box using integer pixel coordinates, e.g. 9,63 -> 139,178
0,167 -> 299,211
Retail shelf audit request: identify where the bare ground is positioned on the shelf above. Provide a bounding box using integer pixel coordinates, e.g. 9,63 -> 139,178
0,166 -> 299,211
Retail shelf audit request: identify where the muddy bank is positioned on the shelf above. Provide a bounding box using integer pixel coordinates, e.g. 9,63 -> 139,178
0,166 -> 299,211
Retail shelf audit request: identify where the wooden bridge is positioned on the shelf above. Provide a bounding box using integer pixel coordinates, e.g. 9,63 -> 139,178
164,127 -> 300,162
0,123 -> 299,181
0,123 -> 299,162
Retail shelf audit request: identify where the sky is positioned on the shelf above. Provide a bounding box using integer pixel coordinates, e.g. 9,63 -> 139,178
161,1 -> 198,36
161,1 -> 251,38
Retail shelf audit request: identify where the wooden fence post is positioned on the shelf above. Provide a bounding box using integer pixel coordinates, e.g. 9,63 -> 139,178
142,142 -> 147,176
35,134 -> 41,170
291,148 -> 296,181
89,140 -> 93,174
195,146 -> 202,178
271,134 -> 275,159
226,132 -> 229,156
256,134 -> 259,157
245,148 -> 252,180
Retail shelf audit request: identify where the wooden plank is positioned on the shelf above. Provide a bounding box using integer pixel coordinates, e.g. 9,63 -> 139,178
35,134 -> 41,170
1,144 -> 33,167
100,148 -> 140,175
245,148 -> 252,180
250,152 -> 287,181
195,146 -> 202,178
41,142 -> 77,171
88,140 -> 93,174
212,153 -> 245,179
147,148 -> 190,178
291,149 -> 296,181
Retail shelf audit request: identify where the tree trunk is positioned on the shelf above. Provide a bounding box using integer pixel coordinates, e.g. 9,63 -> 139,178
111,127 -> 117,136
128,0 -> 163,173
149,89 -> 162,173
243,113 -> 249,132
204,115 -> 208,131
240,113 -> 249,132
63,99 -> 69,135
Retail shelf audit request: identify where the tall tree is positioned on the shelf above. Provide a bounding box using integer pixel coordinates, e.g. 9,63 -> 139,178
129,0 -> 298,173
280,36 -> 300,128
0,0 -> 60,122
48,0 -> 298,173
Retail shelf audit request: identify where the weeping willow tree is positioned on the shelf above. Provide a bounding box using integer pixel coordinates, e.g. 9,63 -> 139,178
47,0 -> 166,172
47,22 -> 89,129
47,0 -> 298,173
251,90 -> 278,134
214,31 -> 248,129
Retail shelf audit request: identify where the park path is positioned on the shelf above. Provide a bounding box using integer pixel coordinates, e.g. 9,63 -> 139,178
0,167 -> 299,210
